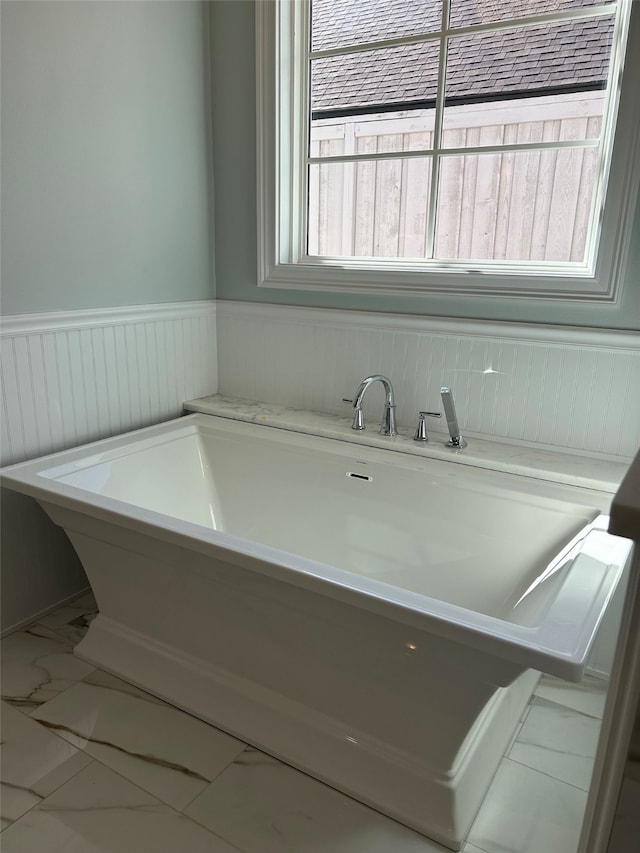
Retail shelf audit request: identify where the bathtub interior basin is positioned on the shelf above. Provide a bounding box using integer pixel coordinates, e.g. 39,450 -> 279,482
1,413 -> 631,681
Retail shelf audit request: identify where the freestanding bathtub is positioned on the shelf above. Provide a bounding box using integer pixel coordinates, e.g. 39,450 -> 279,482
0,413 -> 632,849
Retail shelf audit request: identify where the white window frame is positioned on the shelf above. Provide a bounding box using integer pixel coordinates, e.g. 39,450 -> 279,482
256,0 -> 640,302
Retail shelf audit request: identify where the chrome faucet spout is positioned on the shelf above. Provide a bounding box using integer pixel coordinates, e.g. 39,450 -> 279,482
354,374 -> 394,409
348,374 -> 397,436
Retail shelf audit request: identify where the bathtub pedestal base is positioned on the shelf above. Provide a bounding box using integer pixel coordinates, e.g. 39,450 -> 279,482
76,606 -> 537,850
38,497 -> 542,851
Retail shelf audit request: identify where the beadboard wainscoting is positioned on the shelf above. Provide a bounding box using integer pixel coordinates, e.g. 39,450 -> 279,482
217,301 -> 640,461
1,301 -> 217,468
1,300 -> 217,634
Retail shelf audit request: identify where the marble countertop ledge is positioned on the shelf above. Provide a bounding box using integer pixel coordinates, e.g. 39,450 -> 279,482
183,394 -> 630,495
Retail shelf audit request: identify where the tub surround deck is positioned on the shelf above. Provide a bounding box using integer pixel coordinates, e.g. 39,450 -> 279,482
183,394 -> 630,494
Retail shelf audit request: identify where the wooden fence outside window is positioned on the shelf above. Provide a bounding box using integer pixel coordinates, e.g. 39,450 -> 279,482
308,91 -> 604,263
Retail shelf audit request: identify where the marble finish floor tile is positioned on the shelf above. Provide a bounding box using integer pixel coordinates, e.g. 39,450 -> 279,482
37,591 -> 97,631
0,760 -> 242,853
37,591 -> 99,644
185,746 -> 477,853
51,610 -> 99,645
508,697 -> 600,791
534,673 -> 607,720
0,701 -> 91,829
0,592 -> 610,853
1,624 -> 95,711
467,757 -> 588,853
32,672 -> 246,811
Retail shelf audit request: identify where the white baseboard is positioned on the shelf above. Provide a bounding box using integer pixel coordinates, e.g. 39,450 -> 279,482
0,586 -> 92,639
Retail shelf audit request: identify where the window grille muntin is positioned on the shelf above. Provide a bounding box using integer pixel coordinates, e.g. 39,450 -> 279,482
256,0 -> 639,299
306,1 -> 622,268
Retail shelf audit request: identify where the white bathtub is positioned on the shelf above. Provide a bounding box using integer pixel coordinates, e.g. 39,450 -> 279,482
0,413 -> 632,849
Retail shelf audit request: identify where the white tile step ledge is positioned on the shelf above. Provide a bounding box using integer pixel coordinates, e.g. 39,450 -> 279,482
183,394 -> 630,495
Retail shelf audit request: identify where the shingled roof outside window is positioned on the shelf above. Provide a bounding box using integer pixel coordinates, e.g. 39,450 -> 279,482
311,0 -> 613,117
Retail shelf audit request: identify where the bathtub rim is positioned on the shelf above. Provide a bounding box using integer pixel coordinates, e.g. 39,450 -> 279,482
0,412 -> 632,681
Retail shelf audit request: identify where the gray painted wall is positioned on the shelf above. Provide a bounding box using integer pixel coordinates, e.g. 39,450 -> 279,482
1,0 -> 213,314
210,0 -> 640,329
0,0 -> 214,632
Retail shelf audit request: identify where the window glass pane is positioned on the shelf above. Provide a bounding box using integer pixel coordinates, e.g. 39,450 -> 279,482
311,41 -> 440,119
294,0 -> 632,285
442,95 -> 605,150
311,112 -> 436,158
435,147 -> 599,262
449,0 -> 607,29
311,0 -> 443,53
308,157 -> 433,258
445,18 -> 614,103
442,17 -> 614,146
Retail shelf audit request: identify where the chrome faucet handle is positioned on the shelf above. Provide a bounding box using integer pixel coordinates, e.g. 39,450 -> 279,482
414,411 -> 441,442
342,398 -> 365,430
440,386 -> 467,449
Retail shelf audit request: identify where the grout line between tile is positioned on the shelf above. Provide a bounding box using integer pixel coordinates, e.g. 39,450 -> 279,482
531,693 -> 606,721
503,755 -> 594,794
2,667 -> 90,720
1,756 -> 99,833
177,795 -> 248,853
533,682 -> 608,720
22,673 -> 97,721
178,742 -> 248,816
84,759 -> 246,853
505,719 -> 527,757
